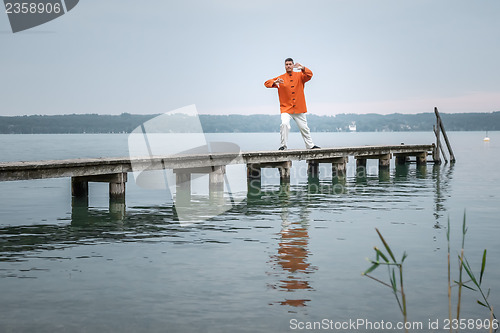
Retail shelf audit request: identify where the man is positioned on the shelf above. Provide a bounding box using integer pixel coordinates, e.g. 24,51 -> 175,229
265,58 -> 320,150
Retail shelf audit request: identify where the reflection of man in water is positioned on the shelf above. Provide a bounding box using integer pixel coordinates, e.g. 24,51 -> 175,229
270,187 -> 315,307
265,58 -> 320,151
276,224 -> 312,307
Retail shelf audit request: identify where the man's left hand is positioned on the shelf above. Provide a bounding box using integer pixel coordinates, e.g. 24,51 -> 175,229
294,63 -> 304,71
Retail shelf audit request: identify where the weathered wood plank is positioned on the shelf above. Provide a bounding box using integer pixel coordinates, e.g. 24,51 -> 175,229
0,144 -> 434,181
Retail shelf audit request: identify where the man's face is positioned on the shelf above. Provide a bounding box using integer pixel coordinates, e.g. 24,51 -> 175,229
285,61 -> 294,73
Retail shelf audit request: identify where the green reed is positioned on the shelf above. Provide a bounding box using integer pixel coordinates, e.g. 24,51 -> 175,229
364,213 -> 496,333
362,228 -> 408,332
450,212 -> 496,333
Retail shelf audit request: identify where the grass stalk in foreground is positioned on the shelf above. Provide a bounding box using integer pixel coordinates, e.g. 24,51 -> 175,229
450,212 -> 496,332
365,213 -> 497,333
447,217 -> 452,332
362,228 -> 408,332
456,212 -> 467,324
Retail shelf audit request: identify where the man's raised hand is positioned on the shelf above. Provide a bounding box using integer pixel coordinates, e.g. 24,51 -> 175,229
294,63 -> 304,70
274,78 -> 284,87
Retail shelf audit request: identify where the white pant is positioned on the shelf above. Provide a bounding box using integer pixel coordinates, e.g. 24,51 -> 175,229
280,113 -> 314,149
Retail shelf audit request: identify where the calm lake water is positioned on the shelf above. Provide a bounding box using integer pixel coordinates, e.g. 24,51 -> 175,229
1,131 -> 499,332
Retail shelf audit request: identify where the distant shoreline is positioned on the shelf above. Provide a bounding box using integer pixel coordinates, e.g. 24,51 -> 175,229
1,112 -> 499,134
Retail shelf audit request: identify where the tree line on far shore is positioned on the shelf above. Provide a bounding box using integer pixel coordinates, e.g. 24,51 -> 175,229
1,111 -> 499,134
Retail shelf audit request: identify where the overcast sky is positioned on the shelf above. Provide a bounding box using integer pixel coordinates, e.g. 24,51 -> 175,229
1,0 -> 499,116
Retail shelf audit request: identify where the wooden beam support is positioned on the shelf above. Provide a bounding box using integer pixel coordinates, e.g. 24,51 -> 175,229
378,153 -> 391,170
434,107 -> 456,163
209,166 -> 225,192
395,154 -> 409,165
71,177 -> 88,197
307,161 -> 319,177
109,173 -> 127,202
72,173 -> 128,201
355,157 -> 367,169
175,171 -> 191,204
278,161 -> 292,182
416,152 -> 428,166
355,157 -> 367,178
331,157 -> 347,178
247,163 -> 261,181
247,161 -> 292,183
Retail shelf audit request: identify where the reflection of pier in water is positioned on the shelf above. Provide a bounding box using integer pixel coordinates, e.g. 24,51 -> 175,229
1,162 -> 454,285
393,163 -> 454,228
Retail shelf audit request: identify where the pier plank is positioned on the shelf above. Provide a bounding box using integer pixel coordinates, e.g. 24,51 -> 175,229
0,144 -> 434,182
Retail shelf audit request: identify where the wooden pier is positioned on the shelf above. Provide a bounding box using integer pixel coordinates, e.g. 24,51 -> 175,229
0,144 -> 436,204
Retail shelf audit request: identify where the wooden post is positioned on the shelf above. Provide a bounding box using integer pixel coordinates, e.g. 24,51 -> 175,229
378,154 -> 391,170
355,157 -> 367,178
438,142 -> 448,163
247,163 -> 261,181
434,107 -> 456,163
209,166 -> 225,192
175,172 -> 191,204
416,152 -> 427,166
356,157 -> 367,169
278,161 -> 292,182
307,161 -> 319,177
433,126 -> 448,164
72,173 -> 127,201
395,154 -> 409,165
71,173 -> 127,218
434,120 -> 441,164
71,177 -> 88,197
331,157 -> 347,178
109,173 -> 127,202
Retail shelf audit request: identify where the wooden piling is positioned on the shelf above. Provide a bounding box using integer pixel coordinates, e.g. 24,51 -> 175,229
433,126 -> 442,164
72,173 -> 127,201
355,158 -> 367,178
247,161 -> 292,183
395,155 -> 409,165
356,156 -> 366,168
307,161 -> 319,177
247,163 -> 261,181
434,107 -> 456,163
175,171 -> 191,203
378,154 -> 391,170
306,157 -> 347,179
109,173 -> 127,201
278,161 -> 292,182
71,177 -> 88,197
416,152 -> 427,166
356,158 -> 367,169
331,157 -> 347,178
209,166 -> 225,192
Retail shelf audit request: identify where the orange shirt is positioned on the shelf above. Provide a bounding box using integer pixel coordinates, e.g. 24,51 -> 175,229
264,67 -> 313,114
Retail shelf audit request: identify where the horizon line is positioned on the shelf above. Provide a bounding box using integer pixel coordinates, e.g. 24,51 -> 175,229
2,110 -> 500,117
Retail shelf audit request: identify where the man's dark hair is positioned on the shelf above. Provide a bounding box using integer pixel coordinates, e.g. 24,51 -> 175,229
285,57 -> 294,63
